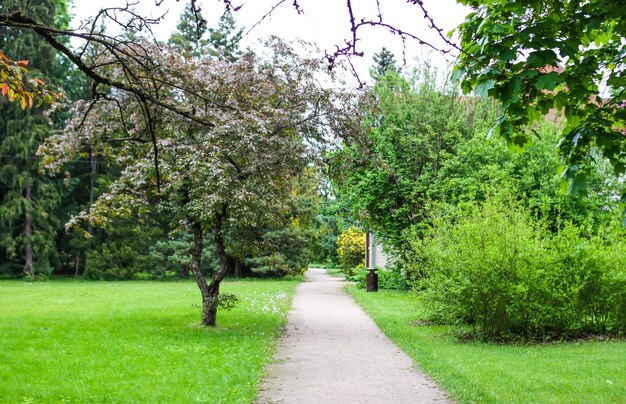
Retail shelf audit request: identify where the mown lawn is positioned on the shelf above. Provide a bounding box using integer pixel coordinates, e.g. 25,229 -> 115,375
348,286 -> 626,403
0,278 -> 299,403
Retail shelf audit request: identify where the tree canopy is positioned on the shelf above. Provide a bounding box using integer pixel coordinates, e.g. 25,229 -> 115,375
39,38 -> 356,325
455,0 -> 626,195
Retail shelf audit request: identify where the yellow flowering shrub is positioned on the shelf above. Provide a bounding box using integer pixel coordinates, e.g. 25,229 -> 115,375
336,227 -> 365,274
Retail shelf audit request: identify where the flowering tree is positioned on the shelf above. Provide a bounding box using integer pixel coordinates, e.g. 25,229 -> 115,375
40,39 -> 357,326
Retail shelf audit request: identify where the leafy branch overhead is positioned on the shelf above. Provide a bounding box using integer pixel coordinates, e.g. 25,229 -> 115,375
0,49 -> 57,108
454,0 -> 626,188
0,3 -> 222,130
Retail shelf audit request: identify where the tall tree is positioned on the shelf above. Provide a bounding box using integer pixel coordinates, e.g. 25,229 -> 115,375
371,47 -> 399,81
170,2 -> 249,278
170,3 -> 243,61
168,2 -> 208,58
330,65 -> 495,253
206,8 -> 243,61
0,0 -> 69,277
41,39 -> 355,325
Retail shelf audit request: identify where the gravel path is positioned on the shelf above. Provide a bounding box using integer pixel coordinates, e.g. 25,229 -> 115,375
256,268 -> 450,404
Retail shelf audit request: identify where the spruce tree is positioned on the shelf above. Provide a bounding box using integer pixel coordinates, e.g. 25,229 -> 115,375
170,3 -> 243,61
0,0 -> 69,277
371,47 -> 400,81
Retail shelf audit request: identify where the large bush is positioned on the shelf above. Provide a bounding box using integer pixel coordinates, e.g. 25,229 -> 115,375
336,227 -> 365,274
246,226 -> 311,277
411,193 -> 626,341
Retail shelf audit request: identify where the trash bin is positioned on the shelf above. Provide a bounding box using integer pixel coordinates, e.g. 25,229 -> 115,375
366,267 -> 378,292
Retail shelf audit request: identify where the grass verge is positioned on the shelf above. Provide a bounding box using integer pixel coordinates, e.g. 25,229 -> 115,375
323,267 -> 344,278
0,278 -> 298,403
308,264 -> 343,278
347,286 -> 626,403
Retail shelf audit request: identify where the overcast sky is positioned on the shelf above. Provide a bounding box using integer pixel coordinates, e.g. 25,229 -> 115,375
70,0 -> 470,82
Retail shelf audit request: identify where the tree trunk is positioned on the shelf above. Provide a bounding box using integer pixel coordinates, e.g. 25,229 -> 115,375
74,251 -> 80,277
189,206 -> 229,327
23,184 -> 34,277
88,148 -> 96,237
181,263 -> 190,278
234,259 -> 242,278
188,220 -> 211,325
206,206 -> 230,326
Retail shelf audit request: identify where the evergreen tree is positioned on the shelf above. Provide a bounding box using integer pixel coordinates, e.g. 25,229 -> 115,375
207,9 -> 243,61
169,2 -> 209,58
0,0 -> 70,277
371,47 -> 399,81
170,3 -> 243,61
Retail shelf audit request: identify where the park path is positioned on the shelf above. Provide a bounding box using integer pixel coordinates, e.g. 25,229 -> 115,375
256,268 -> 450,404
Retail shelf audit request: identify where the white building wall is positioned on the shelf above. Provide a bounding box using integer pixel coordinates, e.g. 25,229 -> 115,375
366,232 -> 391,270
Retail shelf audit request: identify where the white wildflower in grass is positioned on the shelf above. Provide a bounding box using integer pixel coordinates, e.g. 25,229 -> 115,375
245,291 -> 289,314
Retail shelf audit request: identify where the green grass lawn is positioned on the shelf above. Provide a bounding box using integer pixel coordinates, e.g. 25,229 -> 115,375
0,278 -> 299,403
348,286 -> 626,403
322,267 -> 344,278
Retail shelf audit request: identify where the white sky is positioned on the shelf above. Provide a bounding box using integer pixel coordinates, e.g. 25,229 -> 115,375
70,0 -> 470,82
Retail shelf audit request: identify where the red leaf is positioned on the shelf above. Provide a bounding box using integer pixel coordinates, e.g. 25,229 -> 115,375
1,83 -> 7,96
16,60 -> 29,67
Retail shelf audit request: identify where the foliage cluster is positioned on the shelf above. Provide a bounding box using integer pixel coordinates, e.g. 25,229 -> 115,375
336,227 -> 365,274
331,52 -> 625,341
0,0 -> 74,278
455,0 -> 626,198
0,2 -> 330,294
308,195 -> 357,268
0,49 -> 56,109
412,192 -> 626,341
330,65 -> 499,256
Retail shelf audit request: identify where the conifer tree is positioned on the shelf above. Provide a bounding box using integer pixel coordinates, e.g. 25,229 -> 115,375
170,3 -> 243,61
0,0 -> 69,277
371,47 -> 399,81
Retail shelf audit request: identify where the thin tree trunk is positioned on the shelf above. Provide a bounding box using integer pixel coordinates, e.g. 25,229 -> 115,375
181,263 -> 190,279
234,259 -> 242,278
88,148 -> 96,237
188,220 -> 211,325
23,184 -> 34,277
74,251 -> 80,277
206,206 -> 230,326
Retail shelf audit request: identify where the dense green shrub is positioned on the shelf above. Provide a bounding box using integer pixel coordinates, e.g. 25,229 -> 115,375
86,220 -> 217,280
411,193 -> 626,341
245,226 -> 311,277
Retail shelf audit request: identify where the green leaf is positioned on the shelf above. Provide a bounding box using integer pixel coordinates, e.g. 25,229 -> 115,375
535,72 -> 559,91
450,67 -> 465,85
487,115 -> 506,140
475,79 -> 496,97
567,177 -> 587,196
500,48 -> 516,62
526,108 -> 541,123
527,50 -> 558,68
